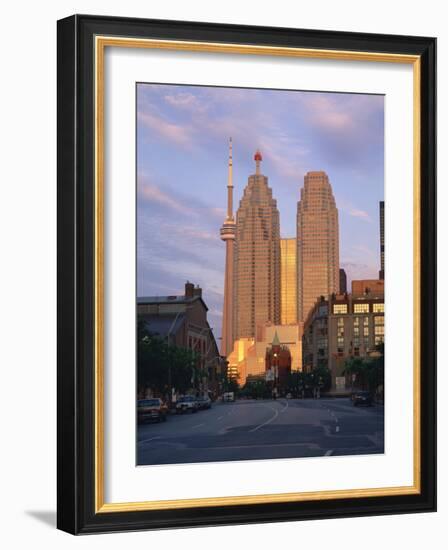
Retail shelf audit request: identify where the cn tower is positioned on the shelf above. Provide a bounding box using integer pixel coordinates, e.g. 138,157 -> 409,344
220,138 -> 236,357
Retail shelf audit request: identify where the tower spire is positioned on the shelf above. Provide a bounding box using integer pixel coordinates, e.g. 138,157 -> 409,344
227,137 -> 233,220
220,138 -> 237,357
254,149 -> 262,175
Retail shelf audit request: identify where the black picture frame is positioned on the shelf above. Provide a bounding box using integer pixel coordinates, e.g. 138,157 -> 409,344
57,14 -> 436,534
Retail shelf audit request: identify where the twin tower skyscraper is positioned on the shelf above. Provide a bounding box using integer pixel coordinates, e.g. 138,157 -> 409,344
220,139 -> 340,358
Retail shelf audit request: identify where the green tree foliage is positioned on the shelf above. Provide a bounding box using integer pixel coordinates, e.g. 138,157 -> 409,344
137,321 -> 201,396
285,371 -> 305,396
307,365 -> 332,392
240,376 -> 269,399
343,343 -> 384,393
218,371 -> 240,394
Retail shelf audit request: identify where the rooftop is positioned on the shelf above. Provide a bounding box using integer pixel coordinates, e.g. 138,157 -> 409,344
137,295 -> 200,305
139,313 -> 186,339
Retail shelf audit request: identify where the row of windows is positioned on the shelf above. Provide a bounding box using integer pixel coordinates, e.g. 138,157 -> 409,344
333,302 -> 384,314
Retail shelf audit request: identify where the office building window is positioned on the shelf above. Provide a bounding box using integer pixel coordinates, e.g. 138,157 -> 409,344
354,303 -> 370,313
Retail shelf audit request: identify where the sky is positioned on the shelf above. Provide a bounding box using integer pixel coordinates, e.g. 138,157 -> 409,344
136,83 -> 384,339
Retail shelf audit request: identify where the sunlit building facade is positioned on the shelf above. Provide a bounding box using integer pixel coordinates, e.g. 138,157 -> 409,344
280,238 -> 297,324
297,171 -> 340,322
228,323 -> 303,386
233,151 -> 281,340
302,288 -> 384,392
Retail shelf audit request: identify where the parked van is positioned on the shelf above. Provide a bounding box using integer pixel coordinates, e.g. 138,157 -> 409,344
223,392 -> 235,402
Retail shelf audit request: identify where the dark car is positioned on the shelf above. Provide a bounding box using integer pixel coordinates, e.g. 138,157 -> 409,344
196,395 -> 212,410
137,398 -> 168,423
352,391 -> 373,406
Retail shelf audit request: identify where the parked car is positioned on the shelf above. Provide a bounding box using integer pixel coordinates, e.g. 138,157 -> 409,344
351,391 -> 373,406
176,395 -> 199,414
137,398 -> 168,423
196,395 -> 212,410
223,392 -> 235,402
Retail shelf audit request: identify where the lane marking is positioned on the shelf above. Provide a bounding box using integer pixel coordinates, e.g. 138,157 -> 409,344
191,423 -> 204,429
217,416 -> 224,421
281,400 -> 289,413
325,449 -> 333,456
138,436 -> 160,446
250,405 -> 279,432
335,426 -> 340,433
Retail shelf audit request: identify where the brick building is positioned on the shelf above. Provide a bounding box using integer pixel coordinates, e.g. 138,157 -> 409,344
302,283 -> 384,393
137,282 -> 224,396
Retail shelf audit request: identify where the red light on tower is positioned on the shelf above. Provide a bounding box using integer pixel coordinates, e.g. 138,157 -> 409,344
254,150 -> 262,175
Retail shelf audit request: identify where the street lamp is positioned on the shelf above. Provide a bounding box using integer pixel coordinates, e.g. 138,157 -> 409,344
272,352 -> 279,399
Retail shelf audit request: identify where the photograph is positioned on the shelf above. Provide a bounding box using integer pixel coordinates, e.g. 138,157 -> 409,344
136,83 -> 385,466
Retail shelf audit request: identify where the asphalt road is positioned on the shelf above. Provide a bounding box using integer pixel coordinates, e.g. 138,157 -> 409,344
137,397 -> 384,466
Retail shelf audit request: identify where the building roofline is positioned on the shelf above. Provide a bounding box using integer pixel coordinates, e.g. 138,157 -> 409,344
137,294 -> 209,311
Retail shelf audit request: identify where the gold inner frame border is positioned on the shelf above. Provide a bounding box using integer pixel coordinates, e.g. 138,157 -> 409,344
94,36 -> 421,513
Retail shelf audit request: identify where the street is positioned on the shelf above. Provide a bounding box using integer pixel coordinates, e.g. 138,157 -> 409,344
137,398 -> 384,465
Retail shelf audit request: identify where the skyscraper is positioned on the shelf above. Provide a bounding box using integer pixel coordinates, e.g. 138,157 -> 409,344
379,200 -> 384,280
220,138 -> 236,357
339,268 -> 347,294
233,151 -> 281,339
297,171 -> 340,322
280,238 -> 297,324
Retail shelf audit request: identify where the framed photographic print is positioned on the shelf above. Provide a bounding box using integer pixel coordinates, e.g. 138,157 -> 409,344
57,14 -> 436,534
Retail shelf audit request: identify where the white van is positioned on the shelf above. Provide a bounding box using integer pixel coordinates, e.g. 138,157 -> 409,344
223,392 -> 235,402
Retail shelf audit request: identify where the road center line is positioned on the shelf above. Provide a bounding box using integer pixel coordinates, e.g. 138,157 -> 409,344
138,436 -> 160,446
335,426 -> 340,433
191,423 -> 204,429
281,400 -> 289,413
325,449 -> 333,456
250,405 -> 279,432
217,416 -> 224,421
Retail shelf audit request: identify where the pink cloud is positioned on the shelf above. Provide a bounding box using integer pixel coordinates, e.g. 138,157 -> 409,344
349,208 -> 371,221
305,95 -> 354,130
164,92 -> 207,113
341,261 -> 378,285
137,110 -> 193,148
138,178 -> 187,214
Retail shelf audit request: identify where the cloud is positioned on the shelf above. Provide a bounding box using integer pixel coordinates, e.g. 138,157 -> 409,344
137,110 -> 193,148
138,177 -> 189,214
340,261 -> 379,283
164,92 -> 207,113
138,174 -> 228,227
140,84 -> 309,186
291,92 -> 384,172
349,208 -> 371,221
337,198 -> 373,223
305,95 -> 355,131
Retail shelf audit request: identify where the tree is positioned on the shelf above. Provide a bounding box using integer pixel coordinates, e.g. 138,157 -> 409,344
286,371 -> 306,397
343,356 -> 369,389
343,344 -> 384,394
137,321 -> 201,398
311,364 -> 332,392
241,377 -> 269,399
